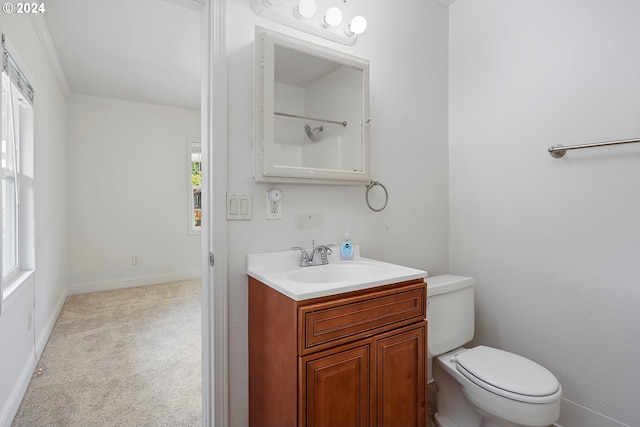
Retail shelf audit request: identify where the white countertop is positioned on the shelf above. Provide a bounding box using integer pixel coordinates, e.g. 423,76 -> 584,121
246,246 -> 428,301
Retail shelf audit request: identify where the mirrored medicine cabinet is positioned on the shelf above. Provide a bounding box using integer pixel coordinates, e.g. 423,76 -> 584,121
254,27 -> 371,184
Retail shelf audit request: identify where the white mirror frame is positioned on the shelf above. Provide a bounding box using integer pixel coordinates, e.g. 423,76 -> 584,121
254,26 -> 371,185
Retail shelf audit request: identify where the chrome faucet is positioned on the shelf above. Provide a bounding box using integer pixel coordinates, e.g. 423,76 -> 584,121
291,240 -> 334,267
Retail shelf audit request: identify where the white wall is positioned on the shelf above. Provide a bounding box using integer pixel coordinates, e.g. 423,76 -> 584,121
449,1 -> 640,426
67,96 -> 201,293
0,15 -> 69,427
226,1 -> 450,425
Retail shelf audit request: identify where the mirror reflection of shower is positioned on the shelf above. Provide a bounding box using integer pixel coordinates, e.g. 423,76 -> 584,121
258,28 -> 370,181
304,124 -> 323,141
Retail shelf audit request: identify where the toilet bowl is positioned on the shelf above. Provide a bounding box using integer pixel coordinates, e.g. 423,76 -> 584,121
427,275 -> 562,427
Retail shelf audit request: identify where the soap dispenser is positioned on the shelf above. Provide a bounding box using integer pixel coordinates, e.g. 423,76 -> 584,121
340,229 -> 354,260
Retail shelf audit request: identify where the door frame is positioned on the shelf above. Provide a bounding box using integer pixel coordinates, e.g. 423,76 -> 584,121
201,0 -> 229,425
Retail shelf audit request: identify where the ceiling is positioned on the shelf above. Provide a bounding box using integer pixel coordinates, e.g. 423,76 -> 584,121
43,0 -> 201,110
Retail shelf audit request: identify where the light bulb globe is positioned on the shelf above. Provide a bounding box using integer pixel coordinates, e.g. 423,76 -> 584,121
348,16 -> 367,36
323,7 -> 343,28
294,0 -> 316,19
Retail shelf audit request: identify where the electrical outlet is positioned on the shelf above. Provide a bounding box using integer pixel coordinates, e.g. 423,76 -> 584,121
132,256 -> 140,265
266,191 -> 283,219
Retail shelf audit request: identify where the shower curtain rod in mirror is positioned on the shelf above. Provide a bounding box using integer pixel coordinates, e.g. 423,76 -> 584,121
275,110 -> 347,127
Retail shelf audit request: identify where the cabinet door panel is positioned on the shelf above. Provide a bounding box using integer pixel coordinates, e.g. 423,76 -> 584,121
376,323 -> 426,427
301,344 -> 372,427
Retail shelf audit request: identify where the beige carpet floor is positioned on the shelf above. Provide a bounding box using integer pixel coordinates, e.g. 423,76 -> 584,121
12,280 -> 201,427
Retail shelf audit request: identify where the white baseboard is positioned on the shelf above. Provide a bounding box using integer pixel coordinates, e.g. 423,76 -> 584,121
0,282 -> 67,427
0,354 -> 37,427
67,271 -> 201,295
35,285 -> 68,357
555,398 -> 629,427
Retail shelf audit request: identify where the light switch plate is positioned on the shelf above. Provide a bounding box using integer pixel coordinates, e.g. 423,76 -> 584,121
227,193 -> 252,220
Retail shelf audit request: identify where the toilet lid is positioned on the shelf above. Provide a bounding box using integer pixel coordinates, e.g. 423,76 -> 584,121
455,346 -> 560,401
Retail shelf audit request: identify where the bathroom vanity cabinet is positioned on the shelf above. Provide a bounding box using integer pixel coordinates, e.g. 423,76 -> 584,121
249,277 -> 428,427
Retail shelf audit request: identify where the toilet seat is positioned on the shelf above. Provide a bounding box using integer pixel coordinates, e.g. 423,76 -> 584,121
454,346 -> 561,404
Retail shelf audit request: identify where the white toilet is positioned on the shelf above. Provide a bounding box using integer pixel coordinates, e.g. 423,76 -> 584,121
427,275 -> 562,427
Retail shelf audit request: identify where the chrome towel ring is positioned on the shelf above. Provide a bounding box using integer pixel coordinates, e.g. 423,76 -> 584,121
365,181 -> 388,212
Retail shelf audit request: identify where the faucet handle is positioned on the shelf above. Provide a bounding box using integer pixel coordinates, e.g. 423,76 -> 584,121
291,246 -> 308,258
291,246 -> 311,266
319,245 -> 333,255
312,245 -> 333,265
318,243 -> 335,254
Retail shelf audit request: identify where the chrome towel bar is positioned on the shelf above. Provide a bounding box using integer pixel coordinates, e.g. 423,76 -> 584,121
548,137 -> 640,158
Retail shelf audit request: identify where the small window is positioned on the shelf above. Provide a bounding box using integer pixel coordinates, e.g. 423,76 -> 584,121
188,138 -> 201,235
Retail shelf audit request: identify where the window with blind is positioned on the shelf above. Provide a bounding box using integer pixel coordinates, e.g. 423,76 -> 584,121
1,36 -> 35,314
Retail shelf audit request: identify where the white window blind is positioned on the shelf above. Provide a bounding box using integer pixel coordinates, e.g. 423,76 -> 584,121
2,34 -> 34,104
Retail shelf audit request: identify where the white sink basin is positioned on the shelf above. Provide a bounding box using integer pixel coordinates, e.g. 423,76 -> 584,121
286,261 -> 387,284
247,246 -> 427,301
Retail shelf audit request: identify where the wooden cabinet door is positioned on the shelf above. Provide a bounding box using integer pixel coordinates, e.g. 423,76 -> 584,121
375,323 -> 427,427
301,342 -> 373,427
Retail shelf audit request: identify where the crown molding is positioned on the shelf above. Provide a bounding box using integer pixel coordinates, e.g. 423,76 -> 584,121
29,14 -> 71,97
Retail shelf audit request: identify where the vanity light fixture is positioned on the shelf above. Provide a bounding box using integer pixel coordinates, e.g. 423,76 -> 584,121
345,15 -> 367,36
322,6 -> 343,28
252,0 -> 367,46
293,0 -> 316,19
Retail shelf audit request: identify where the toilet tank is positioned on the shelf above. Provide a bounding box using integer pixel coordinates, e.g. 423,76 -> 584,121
427,275 -> 476,357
